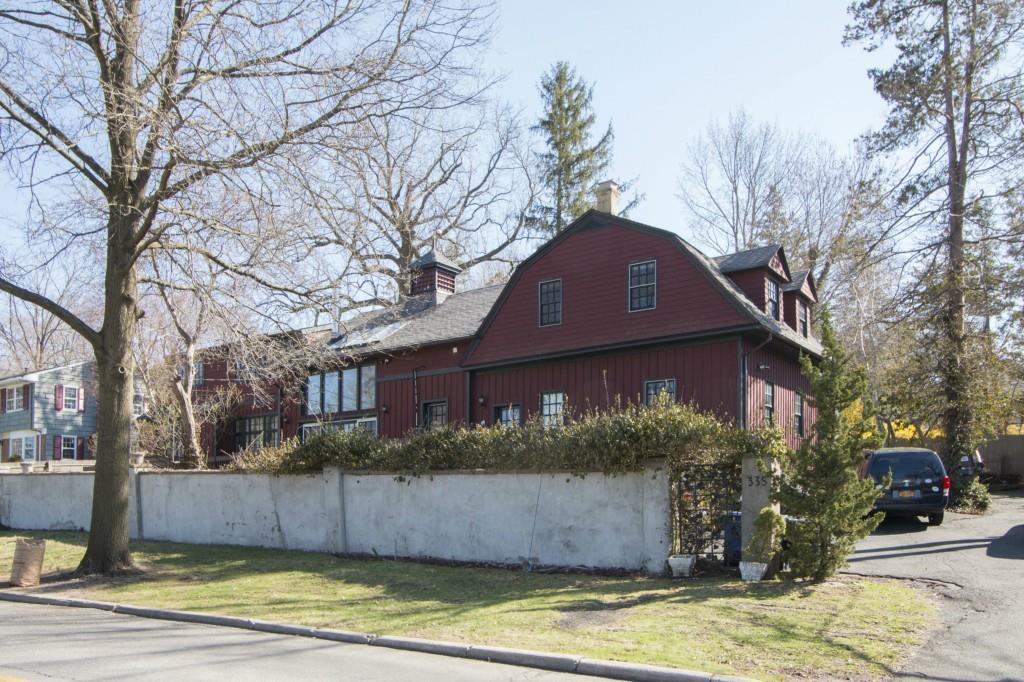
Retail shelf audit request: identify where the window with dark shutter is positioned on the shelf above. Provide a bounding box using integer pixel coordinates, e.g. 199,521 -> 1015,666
538,279 -> 562,326
629,260 -> 656,311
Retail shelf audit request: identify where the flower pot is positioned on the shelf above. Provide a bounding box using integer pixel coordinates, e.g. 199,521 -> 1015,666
739,561 -> 768,582
20,461 -> 34,474
667,554 -> 696,578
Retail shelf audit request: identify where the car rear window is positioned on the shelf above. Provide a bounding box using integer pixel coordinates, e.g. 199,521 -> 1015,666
869,452 -> 943,480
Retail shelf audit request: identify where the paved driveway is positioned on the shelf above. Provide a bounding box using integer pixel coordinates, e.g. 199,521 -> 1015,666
848,491 -> 1024,682
0,601 -> 595,682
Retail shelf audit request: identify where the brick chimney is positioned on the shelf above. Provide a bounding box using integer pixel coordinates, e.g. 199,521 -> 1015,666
595,180 -> 621,215
409,250 -> 461,304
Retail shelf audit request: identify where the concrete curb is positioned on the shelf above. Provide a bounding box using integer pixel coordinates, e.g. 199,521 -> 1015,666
0,591 -> 758,681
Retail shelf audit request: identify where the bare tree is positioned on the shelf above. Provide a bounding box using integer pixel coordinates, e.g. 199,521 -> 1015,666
0,266 -> 95,373
301,104 -> 540,301
0,0 -> 491,573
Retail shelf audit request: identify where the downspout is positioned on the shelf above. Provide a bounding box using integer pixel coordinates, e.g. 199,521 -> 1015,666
412,366 -> 425,429
740,333 -> 773,431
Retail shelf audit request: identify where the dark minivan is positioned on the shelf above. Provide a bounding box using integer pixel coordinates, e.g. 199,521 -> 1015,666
863,448 -> 950,526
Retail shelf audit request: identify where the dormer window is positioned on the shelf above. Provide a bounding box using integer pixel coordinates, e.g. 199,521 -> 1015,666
538,279 -> 562,326
767,279 -> 780,320
799,300 -> 809,337
628,260 -> 656,311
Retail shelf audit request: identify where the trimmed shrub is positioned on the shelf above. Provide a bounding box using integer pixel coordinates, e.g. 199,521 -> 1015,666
231,400 -> 764,476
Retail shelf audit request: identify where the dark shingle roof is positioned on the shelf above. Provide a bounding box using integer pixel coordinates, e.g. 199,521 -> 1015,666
332,285 -> 502,354
713,244 -> 783,274
783,269 -> 809,292
674,238 -> 822,356
410,249 -> 462,273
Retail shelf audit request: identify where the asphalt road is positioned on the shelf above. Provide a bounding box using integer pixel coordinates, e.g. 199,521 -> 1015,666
848,491 -> 1024,682
0,601 -> 598,682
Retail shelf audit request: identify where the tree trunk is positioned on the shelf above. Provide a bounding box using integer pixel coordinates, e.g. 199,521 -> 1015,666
172,377 -> 205,469
77,207 -> 140,574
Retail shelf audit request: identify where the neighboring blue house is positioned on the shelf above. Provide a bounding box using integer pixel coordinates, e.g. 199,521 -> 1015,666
0,361 -> 145,463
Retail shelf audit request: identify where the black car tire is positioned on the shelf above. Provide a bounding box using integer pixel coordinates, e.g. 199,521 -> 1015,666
928,512 -> 944,526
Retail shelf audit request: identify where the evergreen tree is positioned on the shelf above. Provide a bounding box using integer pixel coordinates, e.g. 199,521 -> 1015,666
775,313 -> 884,582
533,62 -> 614,232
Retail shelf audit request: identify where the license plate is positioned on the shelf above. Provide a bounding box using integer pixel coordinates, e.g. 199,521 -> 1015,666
895,490 -> 917,498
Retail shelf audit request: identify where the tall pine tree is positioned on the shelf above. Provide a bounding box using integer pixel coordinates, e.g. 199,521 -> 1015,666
533,62 -> 614,233
775,313 -> 884,581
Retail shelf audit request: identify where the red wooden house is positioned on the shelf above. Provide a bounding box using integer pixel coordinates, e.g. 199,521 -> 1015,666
202,198 -> 821,462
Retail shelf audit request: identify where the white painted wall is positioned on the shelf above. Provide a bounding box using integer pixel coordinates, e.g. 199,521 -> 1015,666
0,464 -> 671,573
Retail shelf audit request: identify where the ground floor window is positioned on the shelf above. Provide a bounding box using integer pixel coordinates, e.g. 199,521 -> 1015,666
61,436 -> 76,460
422,401 -> 448,431
794,392 -> 804,438
494,403 -> 521,426
644,378 -> 677,405
300,417 -> 377,441
10,436 -> 35,461
235,414 -> 279,450
764,382 -> 775,426
540,391 -> 565,428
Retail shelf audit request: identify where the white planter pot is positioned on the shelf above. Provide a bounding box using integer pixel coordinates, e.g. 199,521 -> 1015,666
20,462 -> 34,474
667,554 -> 696,578
739,561 -> 768,582
130,454 -> 145,467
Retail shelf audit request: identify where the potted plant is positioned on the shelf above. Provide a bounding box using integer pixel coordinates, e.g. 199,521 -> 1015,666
17,457 -> 34,473
741,507 -> 785,582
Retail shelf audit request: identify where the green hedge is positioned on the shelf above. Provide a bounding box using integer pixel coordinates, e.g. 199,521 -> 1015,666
229,400 -> 773,475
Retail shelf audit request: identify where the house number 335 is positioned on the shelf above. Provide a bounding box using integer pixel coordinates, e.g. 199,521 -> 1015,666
746,475 -> 769,487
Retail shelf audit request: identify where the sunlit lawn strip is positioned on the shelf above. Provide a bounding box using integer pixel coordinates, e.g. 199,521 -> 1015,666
1,532 -> 936,681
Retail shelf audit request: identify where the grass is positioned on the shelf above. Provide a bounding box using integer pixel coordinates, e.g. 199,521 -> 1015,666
0,531 -> 937,681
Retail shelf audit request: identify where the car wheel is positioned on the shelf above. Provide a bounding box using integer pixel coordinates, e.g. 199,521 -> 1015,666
928,512 -> 944,526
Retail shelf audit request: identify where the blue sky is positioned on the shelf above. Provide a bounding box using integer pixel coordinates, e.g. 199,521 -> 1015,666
0,2 -> 892,252
489,0 -> 892,235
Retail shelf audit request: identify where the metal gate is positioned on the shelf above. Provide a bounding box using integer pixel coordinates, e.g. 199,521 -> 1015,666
670,461 -> 742,561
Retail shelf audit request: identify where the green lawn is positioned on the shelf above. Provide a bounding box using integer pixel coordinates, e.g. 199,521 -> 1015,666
0,531 -> 936,681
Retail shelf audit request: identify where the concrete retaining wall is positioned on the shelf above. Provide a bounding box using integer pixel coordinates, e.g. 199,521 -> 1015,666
0,464 -> 671,573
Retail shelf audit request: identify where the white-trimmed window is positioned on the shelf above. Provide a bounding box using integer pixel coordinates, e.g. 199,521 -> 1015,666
22,436 -> 35,461
133,393 -> 145,417
5,385 -> 25,412
767,279 -> 781,320
795,392 -> 805,438
63,386 -> 80,411
644,379 -> 677,405
540,391 -> 565,428
61,436 -> 77,460
799,301 -> 809,337
629,260 -> 657,312
764,382 -> 775,426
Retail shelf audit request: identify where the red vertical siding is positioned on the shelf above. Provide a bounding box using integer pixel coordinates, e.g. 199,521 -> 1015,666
378,370 -> 466,437
467,223 -> 748,366
744,340 -> 816,449
726,270 -> 768,315
469,339 -> 741,427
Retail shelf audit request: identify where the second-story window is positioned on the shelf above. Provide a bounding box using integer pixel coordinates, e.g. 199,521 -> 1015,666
799,301 -> 809,337
767,279 -> 780,320
194,361 -> 205,386
323,371 -> 340,413
63,386 -> 80,411
5,385 -> 25,412
764,382 -> 775,426
538,279 -> 562,326
629,260 -> 657,311
305,374 -> 322,415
